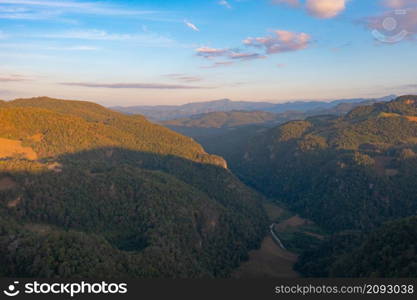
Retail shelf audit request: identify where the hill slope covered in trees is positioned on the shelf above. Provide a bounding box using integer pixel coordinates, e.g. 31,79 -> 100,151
195,96 -> 417,277
224,96 -> 417,231
0,97 -> 267,278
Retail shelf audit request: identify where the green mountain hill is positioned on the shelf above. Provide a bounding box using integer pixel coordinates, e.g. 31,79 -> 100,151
198,95 -> 417,277
296,216 -> 417,277
163,111 -> 280,129
0,97 -> 267,278
222,96 -> 417,232
163,99 -> 393,163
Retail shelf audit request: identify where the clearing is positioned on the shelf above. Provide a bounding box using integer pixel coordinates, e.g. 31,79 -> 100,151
0,137 -> 38,160
233,200 -> 327,278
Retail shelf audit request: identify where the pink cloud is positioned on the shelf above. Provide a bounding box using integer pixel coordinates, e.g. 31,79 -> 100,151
196,47 -> 230,59
196,47 -> 265,61
243,30 -> 311,54
305,0 -> 346,19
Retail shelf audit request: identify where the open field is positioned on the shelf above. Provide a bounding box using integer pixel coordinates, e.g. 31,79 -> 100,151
232,236 -> 299,278
0,137 -> 37,160
233,200 -> 328,278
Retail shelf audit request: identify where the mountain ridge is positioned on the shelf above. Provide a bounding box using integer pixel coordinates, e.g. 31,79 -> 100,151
111,95 -> 396,121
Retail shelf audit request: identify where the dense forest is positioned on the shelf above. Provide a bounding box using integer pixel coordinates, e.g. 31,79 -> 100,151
163,111 -> 290,128
0,97 -> 268,278
216,96 -> 417,231
181,95 -> 417,277
296,216 -> 417,277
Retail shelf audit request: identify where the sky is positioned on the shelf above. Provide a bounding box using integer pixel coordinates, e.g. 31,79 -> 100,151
0,0 -> 417,106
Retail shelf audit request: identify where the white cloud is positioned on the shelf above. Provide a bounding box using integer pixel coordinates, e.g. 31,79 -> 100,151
184,20 -> 200,32
219,0 -> 232,9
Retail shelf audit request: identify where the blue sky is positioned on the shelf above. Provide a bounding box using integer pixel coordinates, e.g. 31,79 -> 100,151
0,0 -> 416,106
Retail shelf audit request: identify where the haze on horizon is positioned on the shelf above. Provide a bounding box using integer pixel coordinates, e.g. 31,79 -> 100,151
0,0 -> 417,106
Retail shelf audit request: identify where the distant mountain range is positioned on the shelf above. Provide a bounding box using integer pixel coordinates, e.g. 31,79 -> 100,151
111,95 -> 396,121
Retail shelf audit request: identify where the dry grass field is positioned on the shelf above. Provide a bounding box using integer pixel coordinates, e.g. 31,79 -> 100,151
0,137 -> 37,160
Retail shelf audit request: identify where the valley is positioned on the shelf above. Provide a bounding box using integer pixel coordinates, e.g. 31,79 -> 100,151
161,95 -> 417,278
1,95 -> 417,278
233,200 -> 325,278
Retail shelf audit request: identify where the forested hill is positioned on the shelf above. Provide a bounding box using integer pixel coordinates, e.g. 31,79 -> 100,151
228,95 -> 417,232
296,216 -> 417,277
0,97 -> 268,278
163,111 -> 279,129
0,97 -> 227,167
210,95 -> 417,277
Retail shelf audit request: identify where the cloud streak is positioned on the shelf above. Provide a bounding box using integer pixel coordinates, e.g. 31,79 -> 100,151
0,74 -> 31,82
165,74 -> 203,82
196,46 -> 266,61
201,61 -> 235,69
184,20 -> 200,32
36,29 -> 178,47
0,0 -> 157,16
60,82 -> 208,89
45,45 -> 98,51
196,47 -> 230,59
